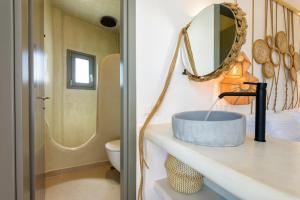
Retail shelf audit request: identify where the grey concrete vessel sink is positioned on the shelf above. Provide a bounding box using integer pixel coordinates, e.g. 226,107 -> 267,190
172,111 -> 246,147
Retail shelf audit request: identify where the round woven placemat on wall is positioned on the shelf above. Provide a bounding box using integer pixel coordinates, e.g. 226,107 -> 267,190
293,52 -> 300,71
253,39 -> 270,64
270,48 -> 281,66
289,45 -> 295,56
290,67 -> 297,82
284,52 -> 292,69
275,31 -> 288,54
262,62 -> 275,79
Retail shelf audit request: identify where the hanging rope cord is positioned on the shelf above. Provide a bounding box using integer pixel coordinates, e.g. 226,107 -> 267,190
287,10 -> 293,109
138,28 -> 185,200
271,0 -> 281,112
264,0 -> 268,88
265,0 -> 276,110
288,11 -> 299,109
292,13 -> 299,108
251,0 -> 255,114
264,0 -> 275,110
272,1 -> 280,112
282,6 -> 290,110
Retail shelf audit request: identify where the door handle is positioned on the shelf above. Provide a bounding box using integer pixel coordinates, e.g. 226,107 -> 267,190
36,97 -> 50,110
37,97 -> 50,101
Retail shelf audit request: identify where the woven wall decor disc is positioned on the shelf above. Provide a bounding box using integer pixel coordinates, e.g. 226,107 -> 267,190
293,52 -> 300,71
289,45 -> 295,56
290,67 -> 297,82
262,62 -> 275,78
283,53 -> 292,69
253,39 -> 270,64
275,31 -> 288,53
266,35 -> 274,48
270,48 -> 281,66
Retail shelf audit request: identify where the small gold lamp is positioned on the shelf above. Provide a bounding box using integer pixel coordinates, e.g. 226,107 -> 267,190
220,52 -> 258,105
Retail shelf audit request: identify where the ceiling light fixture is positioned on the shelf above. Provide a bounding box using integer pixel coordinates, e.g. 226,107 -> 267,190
100,16 -> 117,28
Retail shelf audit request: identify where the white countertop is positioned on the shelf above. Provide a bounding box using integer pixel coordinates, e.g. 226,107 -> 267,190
145,124 -> 300,200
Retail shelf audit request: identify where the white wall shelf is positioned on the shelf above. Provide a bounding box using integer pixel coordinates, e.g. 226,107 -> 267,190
146,124 -> 300,200
154,179 -> 229,200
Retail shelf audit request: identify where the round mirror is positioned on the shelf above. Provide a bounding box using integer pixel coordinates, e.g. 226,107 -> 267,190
182,3 -> 246,81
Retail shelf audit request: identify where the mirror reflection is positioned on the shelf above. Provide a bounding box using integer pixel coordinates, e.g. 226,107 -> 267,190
182,4 -> 236,77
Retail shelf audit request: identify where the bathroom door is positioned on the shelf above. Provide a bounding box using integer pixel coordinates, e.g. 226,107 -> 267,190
29,0 -> 45,199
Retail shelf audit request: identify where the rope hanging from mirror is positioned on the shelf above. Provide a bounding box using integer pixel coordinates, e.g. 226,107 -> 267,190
137,28 -> 185,200
182,24 -> 199,76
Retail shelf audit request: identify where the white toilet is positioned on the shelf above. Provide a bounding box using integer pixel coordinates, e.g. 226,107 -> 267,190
105,139 -> 120,172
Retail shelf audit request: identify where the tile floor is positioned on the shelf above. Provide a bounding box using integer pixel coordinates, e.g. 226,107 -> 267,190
45,163 -> 120,200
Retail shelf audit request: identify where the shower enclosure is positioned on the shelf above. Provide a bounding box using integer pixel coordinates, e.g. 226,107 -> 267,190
1,0 -> 137,199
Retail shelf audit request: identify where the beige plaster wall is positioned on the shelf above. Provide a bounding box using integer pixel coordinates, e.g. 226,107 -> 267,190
52,7 -> 119,148
44,3 -> 120,171
44,0 -> 54,144
97,54 -> 121,158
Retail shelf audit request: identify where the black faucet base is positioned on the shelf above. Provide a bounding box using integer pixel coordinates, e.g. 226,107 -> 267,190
218,82 -> 267,143
254,138 -> 266,143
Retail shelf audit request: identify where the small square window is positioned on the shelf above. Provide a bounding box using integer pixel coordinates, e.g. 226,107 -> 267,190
67,50 -> 96,90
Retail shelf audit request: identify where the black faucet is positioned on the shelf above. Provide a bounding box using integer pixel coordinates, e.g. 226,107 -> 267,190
218,82 -> 267,142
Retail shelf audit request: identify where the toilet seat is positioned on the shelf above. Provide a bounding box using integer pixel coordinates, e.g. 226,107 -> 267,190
105,140 -> 120,152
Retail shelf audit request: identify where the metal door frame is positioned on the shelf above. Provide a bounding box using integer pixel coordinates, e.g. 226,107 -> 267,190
121,0 -> 137,199
0,0 -> 17,199
14,0 -> 31,199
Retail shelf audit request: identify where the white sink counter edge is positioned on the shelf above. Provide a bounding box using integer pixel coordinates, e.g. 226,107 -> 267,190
145,124 -> 299,200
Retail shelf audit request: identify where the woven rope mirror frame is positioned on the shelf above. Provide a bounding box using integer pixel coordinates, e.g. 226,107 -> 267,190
184,3 -> 247,82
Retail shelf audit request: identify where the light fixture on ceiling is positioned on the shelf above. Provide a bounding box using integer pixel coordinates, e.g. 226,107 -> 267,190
100,16 -> 117,28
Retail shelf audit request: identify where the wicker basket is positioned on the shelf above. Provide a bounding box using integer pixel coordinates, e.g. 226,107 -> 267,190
165,154 -> 203,194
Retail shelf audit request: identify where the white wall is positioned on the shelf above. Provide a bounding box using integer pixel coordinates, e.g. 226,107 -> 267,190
136,0 -> 300,199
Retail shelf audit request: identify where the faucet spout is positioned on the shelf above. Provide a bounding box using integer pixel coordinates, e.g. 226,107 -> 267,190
218,82 -> 267,143
218,92 -> 256,99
